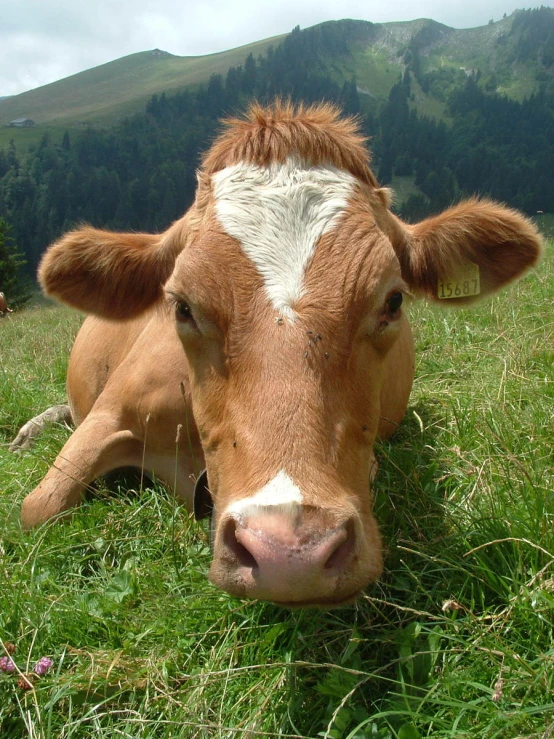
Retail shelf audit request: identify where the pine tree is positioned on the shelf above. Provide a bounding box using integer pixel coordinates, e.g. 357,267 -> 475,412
0,218 -> 32,309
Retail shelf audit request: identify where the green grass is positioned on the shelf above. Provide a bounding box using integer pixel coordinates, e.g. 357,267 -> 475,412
1,245 -> 553,738
407,76 -> 448,122
0,125 -> 73,153
534,214 -> 554,239
350,47 -> 403,102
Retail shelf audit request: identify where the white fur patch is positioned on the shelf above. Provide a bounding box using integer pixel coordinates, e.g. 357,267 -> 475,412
213,158 -> 356,320
226,469 -> 303,522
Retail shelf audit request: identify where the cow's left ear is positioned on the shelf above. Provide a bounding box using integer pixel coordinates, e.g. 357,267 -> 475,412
393,199 -> 543,305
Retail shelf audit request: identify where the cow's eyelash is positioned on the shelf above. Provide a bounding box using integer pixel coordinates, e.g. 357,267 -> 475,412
166,293 -> 195,323
166,292 -> 188,309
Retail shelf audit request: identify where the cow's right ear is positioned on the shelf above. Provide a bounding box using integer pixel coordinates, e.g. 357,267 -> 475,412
390,199 -> 542,305
39,225 -> 185,319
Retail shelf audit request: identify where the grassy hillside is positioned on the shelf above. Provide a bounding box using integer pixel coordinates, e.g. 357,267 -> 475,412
0,244 -> 552,738
1,9 -> 552,135
0,35 -> 284,128
0,125 -> 70,152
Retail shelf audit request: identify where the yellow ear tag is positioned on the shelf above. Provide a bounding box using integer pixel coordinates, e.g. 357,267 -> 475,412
438,262 -> 480,300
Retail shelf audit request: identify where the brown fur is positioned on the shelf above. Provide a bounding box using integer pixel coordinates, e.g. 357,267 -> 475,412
202,100 -> 379,186
0,291 -> 13,316
17,101 -> 542,607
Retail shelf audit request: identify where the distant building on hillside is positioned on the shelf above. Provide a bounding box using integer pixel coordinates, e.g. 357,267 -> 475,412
8,118 -> 35,127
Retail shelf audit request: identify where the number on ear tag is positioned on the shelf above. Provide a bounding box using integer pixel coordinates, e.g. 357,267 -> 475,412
438,262 -> 480,300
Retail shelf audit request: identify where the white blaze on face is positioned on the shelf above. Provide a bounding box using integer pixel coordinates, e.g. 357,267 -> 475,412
213,158 -> 356,320
226,469 -> 303,523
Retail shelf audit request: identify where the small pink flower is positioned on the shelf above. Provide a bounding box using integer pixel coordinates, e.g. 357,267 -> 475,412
33,657 -> 53,676
0,656 -> 16,673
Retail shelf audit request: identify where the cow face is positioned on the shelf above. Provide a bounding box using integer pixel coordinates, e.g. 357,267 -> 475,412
38,103 -> 542,607
164,160 -> 409,605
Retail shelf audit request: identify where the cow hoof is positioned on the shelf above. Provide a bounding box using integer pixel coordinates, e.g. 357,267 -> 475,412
9,405 -> 73,452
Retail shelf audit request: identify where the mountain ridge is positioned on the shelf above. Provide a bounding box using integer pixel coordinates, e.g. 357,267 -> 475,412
0,35 -> 285,126
1,9 -> 552,129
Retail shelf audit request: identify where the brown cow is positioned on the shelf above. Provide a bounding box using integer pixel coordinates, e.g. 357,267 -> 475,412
0,291 -> 13,316
13,102 -> 542,607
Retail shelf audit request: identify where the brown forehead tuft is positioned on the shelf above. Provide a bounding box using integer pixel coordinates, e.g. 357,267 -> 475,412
200,99 -> 379,188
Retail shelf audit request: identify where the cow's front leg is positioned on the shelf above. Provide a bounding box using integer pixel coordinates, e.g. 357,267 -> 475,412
21,412 -> 143,529
9,405 -> 73,452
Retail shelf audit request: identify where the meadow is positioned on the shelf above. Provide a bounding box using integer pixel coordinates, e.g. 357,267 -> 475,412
0,243 -> 552,738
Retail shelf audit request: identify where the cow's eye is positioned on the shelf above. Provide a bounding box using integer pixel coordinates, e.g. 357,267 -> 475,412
386,291 -> 403,314
175,301 -> 192,322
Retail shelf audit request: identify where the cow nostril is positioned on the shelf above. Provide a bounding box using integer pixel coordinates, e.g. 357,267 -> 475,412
324,522 -> 355,573
234,540 -> 258,569
223,518 -> 258,569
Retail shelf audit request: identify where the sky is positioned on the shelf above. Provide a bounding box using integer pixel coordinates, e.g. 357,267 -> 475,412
1,0 -> 552,97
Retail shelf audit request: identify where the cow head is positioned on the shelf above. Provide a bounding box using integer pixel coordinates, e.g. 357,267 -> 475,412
39,102 -> 542,606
